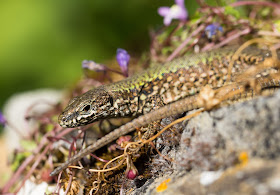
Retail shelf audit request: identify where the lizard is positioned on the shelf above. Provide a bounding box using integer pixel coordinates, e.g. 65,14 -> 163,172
50,46 -> 280,176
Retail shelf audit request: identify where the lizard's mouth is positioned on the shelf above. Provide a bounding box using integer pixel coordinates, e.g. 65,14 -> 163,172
58,112 -> 79,128
58,115 -> 71,128
58,111 -> 96,128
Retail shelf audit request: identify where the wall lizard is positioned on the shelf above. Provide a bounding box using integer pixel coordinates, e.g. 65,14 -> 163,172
50,46 -> 280,176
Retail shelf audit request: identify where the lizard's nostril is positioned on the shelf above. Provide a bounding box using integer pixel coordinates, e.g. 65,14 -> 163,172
58,114 -> 67,124
58,116 -> 68,128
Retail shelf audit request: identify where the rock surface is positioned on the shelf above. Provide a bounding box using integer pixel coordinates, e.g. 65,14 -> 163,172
129,89 -> 280,195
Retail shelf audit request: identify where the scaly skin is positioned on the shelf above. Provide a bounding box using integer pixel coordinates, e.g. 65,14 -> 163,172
58,46 -> 272,128
51,83 -> 280,177
50,46 -> 280,176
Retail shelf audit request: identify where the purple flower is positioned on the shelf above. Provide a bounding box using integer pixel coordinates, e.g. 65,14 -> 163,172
82,60 -> 107,72
158,0 -> 188,26
0,111 -> 6,127
205,23 -> 223,39
116,48 -> 130,77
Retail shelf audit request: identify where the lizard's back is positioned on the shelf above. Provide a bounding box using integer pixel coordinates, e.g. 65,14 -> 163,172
59,46 -> 276,128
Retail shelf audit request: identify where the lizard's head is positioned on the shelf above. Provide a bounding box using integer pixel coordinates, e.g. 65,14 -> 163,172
58,88 -> 115,128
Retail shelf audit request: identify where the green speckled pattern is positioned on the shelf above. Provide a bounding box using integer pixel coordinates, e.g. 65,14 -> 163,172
58,46 -> 273,128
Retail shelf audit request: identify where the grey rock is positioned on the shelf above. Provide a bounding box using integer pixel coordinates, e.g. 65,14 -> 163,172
129,90 -> 280,195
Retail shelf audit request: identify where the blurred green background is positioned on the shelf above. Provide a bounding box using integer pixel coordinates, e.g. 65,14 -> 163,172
0,0 -> 202,109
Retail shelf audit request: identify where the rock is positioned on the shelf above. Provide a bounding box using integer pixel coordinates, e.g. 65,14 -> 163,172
129,89 -> 280,195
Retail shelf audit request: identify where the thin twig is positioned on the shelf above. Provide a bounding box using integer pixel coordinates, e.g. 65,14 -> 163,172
64,173 -> 74,195
90,154 -> 109,163
2,134 -> 49,193
69,156 -> 125,173
230,1 -> 280,10
54,172 -> 63,194
258,31 -> 280,37
211,28 -> 251,50
167,24 -> 206,61
15,144 -> 52,193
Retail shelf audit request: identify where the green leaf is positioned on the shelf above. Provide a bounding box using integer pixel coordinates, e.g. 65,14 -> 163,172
45,123 -> 55,132
162,47 -> 173,56
189,11 -> 201,25
20,140 -> 37,151
224,6 -> 240,19
180,31 -> 189,41
157,26 -> 175,44
205,0 -> 225,6
260,7 -> 271,17
11,152 -> 31,171
185,0 -> 199,17
275,20 -> 280,33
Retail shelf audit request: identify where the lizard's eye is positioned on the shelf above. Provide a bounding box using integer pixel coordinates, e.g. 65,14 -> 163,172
80,104 -> 91,113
